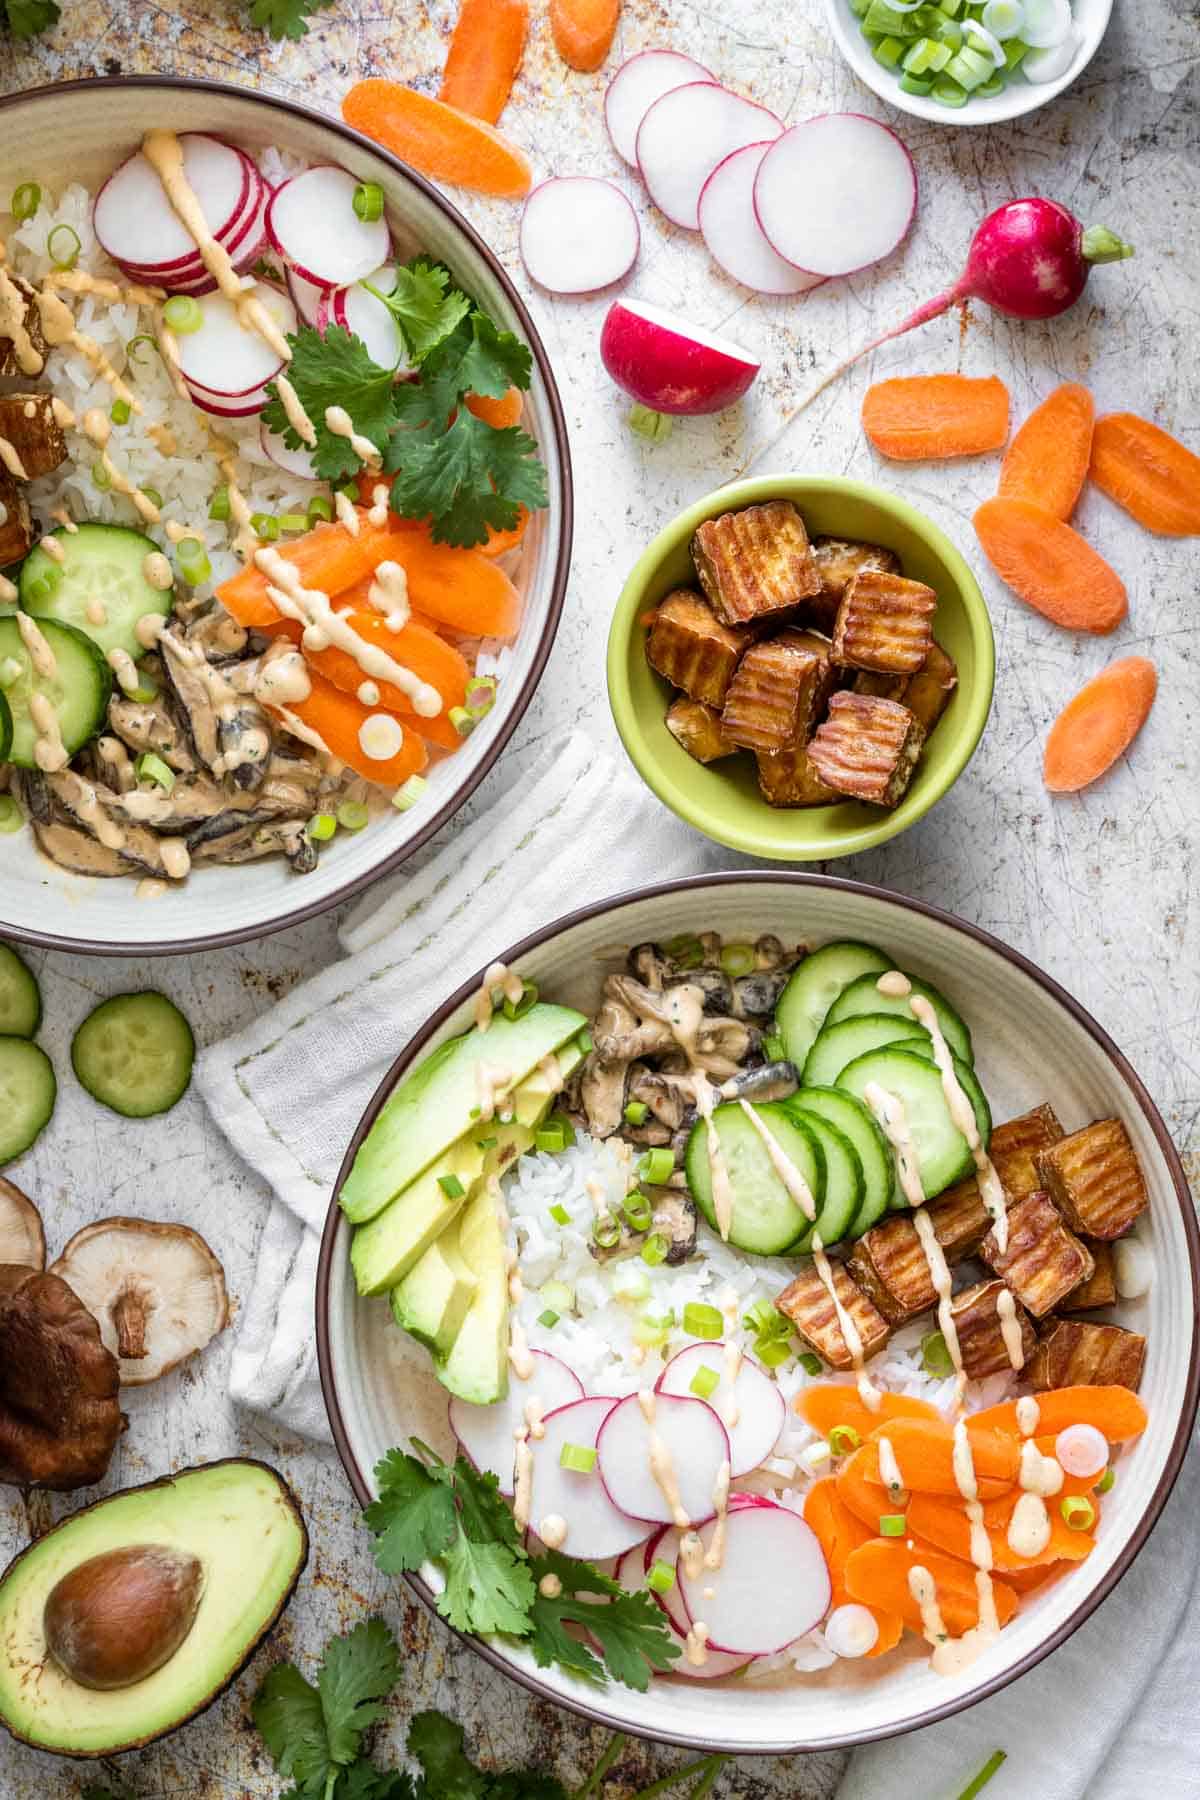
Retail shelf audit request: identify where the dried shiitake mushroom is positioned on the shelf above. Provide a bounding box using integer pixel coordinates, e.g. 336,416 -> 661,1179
43,1543 -> 204,1689
0,1266 -> 124,1490
0,1179 -> 44,1270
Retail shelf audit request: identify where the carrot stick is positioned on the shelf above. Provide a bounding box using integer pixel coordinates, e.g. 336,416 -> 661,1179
467,386 -> 524,429
971,1386 -> 1148,1445
1043,655 -> 1157,793
268,669 -> 428,787
217,511 -> 403,632
439,0 -> 529,124
550,0 -> 620,70
301,607 -> 471,751
1089,412 -> 1200,536
998,382 -> 1094,519
843,1539 -> 1018,1637
862,374 -> 1010,461
797,1384 -> 942,1444
973,497 -> 1128,633
342,81 -> 532,199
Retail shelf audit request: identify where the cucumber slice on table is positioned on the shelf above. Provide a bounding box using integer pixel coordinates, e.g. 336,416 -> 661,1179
824,970 -> 974,1066
0,1036 -> 56,1163
787,1086 -> 894,1238
685,1100 -> 826,1256
0,615 -> 112,770
72,991 -> 194,1118
802,1011 -> 932,1088
20,523 -> 174,663
835,1046 -> 988,1204
0,943 -> 41,1038
788,1111 -> 864,1253
775,941 -> 891,1071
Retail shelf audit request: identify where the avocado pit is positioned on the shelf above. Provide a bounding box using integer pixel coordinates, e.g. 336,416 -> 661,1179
44,1543 -> 204,1689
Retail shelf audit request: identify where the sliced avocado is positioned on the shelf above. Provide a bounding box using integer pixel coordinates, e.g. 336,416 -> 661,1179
338,1002 -> 587,1223
436,1182 -> 509,1406
0,1459 -> 306,1757
390,1211 -> 477,1354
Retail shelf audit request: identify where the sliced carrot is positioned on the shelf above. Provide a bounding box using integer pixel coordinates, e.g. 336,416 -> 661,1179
439,0 -> 529,125
866,1417 -> 1020,1497
301,607 -> 471,751
973,497 -> 1128,633
217,510 -> 403,633
550,0 -> 620,71
971,1386 -> 1147,1445
1004,1561 -> 1066,1594
268,669 -> 427,787
1089,412 -> 1200,537
843,1539 -> 1018,1637
467,386 -> 524,430
478,508 -> 528,559
906,1491 -> 1094,1571
998,382 -> 1095,519
835,1441 -> 891,1530
342,82 -> 532,200
797,1384 -> 943,1445
1043,655 -> 1157,793
374,527 -> 522,637
804,1480 -> 903,1658
862,374 -> 1010,461
1030,1437 -> 1105,1500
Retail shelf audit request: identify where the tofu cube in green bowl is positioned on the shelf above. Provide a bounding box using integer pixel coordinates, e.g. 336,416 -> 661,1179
606,476 -> 994,861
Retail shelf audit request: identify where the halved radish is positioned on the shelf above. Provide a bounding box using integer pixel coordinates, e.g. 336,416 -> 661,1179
449,1350 -> 584,1496
600,297 -> 760,415
754,114 -> 917,280
267,165 -> 391,289
636,82 -> 782,232
261,424 -> 322,480
676,1495 -> 831,1657
698,144 -> 826,298
94,133 -> 248,272
520,179 -> 640,296
596,1391 -> 729,1526
176,281 -> 296,399
286,266 -> 326,328
333,265 -> 406,367
526,1397 -> 650,1561
640,1527 -> 753,1677
657,1344 -> 784,1478
604,50 -> 712,168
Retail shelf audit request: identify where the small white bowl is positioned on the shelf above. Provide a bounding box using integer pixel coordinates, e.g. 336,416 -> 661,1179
825,0 -> 1113,128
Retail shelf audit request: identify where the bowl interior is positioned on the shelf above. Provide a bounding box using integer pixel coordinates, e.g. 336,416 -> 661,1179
607,477 -> 994,862
320,876 -> 1196,1756
0,81 -> 569,952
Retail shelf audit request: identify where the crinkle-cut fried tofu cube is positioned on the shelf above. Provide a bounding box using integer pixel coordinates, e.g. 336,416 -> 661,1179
980,1190 -> 1094,1319
775,1260 -> 890,1371
755,741 -> 841,807
989,1104 -> 1064,1199
0,392 -> 67,479
901,641 -> 958,736
692,500 -> 821,627
853,669 -> 908,701
847,1216 -> 935,1324
1064,1240 -> 1118,1311
1035,1117 -> 1148,1241
721,634 -> 833,754
0,472 -> 34,566
0,275 -> 47,378
832,568 -> 937,675
925,1176 -> 993,1260
811,536 -> 902,621
807,692 -> 925,808
949,1280 -> 1037,1380
1029,1318 -> 1146,1392
665,696 -> 736,764
645,589 -> 750,709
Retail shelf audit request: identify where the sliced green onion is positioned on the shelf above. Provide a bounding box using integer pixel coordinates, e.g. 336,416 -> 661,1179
542,1279 -> 574,1313
612,1264 -> 650,1304
0,795 -> 23,834
464,675 -> 497,719
307,493 -> 333,523
743,1299 -> 783,1337
629,403 -> 673,443
338,480 -> 360,503
689,1365 -> 720,1401
624,1100 -> 649,1125
640,1231 -> 669,1267
638,1147 -> 675,1186
128,676 -> 158,703
592,1214 -> 621,1250
135,752 -> 175,793
755,1335 -> 792,1369
162,294 -> 203,334
682,1301 -> 723,1341
250,511 -> 279,542
140,486 -> 164,511
622,1190 -> 653,1233
502,980 -> 538,1021
126,333 -> 158,365
10,181 -> 40,222
559,1442 -> 597,1474
91,461 -> 111,491
449,704 -> 476,738
47,223 -> 80,270
337,801 -> 370,832
176,537 -> 210,584
278,512 -> 308,534
899,70 -> 935,93
536,1126 -> 566,1154
308,812 -> 337,842
0,657 -> 22,689
1097,1468 -> 1115,1495
633,1309 -> 673,1347
954,1750 -> 1007,1800
353,181 -> 385,222
548,1202 -> 571,1226
921,1330 -> 955,1378
828,1425 -> 861,1458
646,1559 -> 676,1594
798,1351 -> 823,1377
762,1032 -> 787,1062
391,773 -> 428,812
879,1513 -> 906,1537
537,1309 -> 559,1329
544,1111 -> 576,1149
208,486 -> 231,522
1061,1495 -> 1096,1532
437,1174 -> 465,1199
718,943 -> 756,977
468,1106 -> 481,1119
109,398 -> 131,426
873,33 -> 905,68
664,932 -> 704,969
474,1135 -> 498,1151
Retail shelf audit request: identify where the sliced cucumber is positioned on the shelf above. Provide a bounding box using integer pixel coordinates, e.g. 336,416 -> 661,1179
789,1112 -> 863,1253
0,1036 -> 56,1163
0,943 -> 41,1038
685,1101 -> 826,1256
802,1012 -> 932,1088
21,523 -> 174,663
775,941 -> 891,1071
0,615 -> 112,771
835,1046 -> 987,1203
824,970 -> 974,1066
787,1086 -> 894,1237
72,991 -> 194,1118
0,688 -> 11,761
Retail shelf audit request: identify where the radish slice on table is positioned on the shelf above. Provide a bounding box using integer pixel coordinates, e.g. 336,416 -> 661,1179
287,266 -> 326,328
260,424 -> 322,480
636,82 -> 782,232
175,281 -> 296,398
605,49 -> 712,167
333,265 -> 406,367
525,1397 -> 650,1561
676,1495 -> 831,1657
94,133 -> 248,271
639,1527 -> 753,1677
754,113 -> 917,279
698,143 -> 825,297
600,297 -> 761,415
449,1350 -> 584,1496
520,178 -> 640,296
267,165 -> 391,288
656,1344 -> 784,1478
595,1391 -> 730,1526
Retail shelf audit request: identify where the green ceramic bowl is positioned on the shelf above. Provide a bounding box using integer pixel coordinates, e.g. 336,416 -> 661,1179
607,476 -> 995,862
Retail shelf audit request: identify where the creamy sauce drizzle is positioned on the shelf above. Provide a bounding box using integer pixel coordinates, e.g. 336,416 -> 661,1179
876,970 -> 912,999
273,373 -> 317,447
877,1435 -> 905,1498
737,1098 -> 817,1222
637,1389 -> 690,1529
367,560 -> 411,633
507,1312 -> 533,1382
475,961 -> 525,1030
907,993 -> 1007,1252
863,1080 -> 925,1210
512,1430 -> 533,1532
996,1287 -> 1026,1372
324,404 -> 382,466
1016,1395 -> 1040,1438
910,1205 -> 967,1409
539,1513 -> 567,1550
810,1233 -> 882,1413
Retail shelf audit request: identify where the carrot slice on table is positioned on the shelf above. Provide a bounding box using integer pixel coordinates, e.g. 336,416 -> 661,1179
268,669 -> 428,787
843,1539 -> 1018,1637
217,510 -> 403,632
867,1417 -> 1020,1497
467,386 -> 524,430
1089,412 -> 1200,536
804,1481 -> 903,1657
797,1384 -> 942,1445
971,1386 -> 1148,1445
973,497 -> 1128,633
301,608 -> 471,751
342,82 -> 532,199
906,1491 -> 1094,1571
862,374 -> 1010,461
1043,655 -> 1157,793
998,382 -> 1095,519
550,0 -> 621,70
439,0 -> 529,125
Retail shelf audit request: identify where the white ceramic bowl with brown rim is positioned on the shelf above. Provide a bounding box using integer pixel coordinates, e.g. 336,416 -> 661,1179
0,77 -> 572,955
317,872 -> 1198,1757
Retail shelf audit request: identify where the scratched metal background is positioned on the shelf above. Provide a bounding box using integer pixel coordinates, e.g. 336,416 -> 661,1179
0,1 -> 1197,1794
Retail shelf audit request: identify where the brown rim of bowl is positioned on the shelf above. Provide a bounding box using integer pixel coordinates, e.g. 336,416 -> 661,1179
0,75 -> 573,959
316,869 -> 1200,1756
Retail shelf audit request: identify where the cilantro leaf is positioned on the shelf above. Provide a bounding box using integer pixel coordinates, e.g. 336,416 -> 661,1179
263,326 -> 396,483
439,1534 -> 535,1637
341,1763 -> 416,1800
407,1712 -> 489,1800
364,1447 -> 458,1575
244,0 -> 334,39
6,0 -> 59,34
387,413 -> 548,549
455,313 -> 533,401
368,260 -> 472,366
252,1662 -> 330,1794
450,1457 -> 525,1554
318,1618 -> 403,1768
527,1553 -> 681,1691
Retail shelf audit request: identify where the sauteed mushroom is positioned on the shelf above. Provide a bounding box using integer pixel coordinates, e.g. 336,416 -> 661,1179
0,1180 -> 45,1270
0,1266 -> 124,1490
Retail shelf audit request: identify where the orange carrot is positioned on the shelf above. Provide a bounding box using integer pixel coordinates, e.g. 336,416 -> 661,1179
835,1441 -> 891,1530
906,1492 -> 1094,1571
843,1539 -> 1018,1637
342,82 -> 532,200
479,508 -> 529,559
1042,655 -> 1157,793
866,1417 -> 1020,1496
971,1386 -> 1148,1445
797,1384 -> 943,1445
217,511 -> 403,632
467,386 -> 524,429
550,0 -> 620,70
439,0 -> 529,125
998,382 -> 1095,519
1089,412 -> 1200,536
301,607 -> 471,751
373,526 -> 523,637
862,374 -> 1010,461
805,1480 -> 904,1658
1029,1437 -> 1105,1500
973,497 -> 1128,633
1004,1561 -> 1065,1594
268,669 -> 427,787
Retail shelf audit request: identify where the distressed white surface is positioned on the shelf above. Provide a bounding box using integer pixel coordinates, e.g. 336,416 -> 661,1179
0,0 -> 1197,1794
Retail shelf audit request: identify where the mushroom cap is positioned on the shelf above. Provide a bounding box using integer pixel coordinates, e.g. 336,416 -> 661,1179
0,1266 -> 124,1490
0,1179 -> 45,1271
49,1219 -> 230,1387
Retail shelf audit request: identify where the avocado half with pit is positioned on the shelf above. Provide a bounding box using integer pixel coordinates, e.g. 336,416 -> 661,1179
0,1458 -> 307,1757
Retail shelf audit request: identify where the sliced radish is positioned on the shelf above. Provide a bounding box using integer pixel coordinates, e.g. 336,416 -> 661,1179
287,266 -> 326,328
596,1391 -> 729,1526
754,114 -> 917,280
94,133 -> 248,272
333,265 -> 406,367
520,179 -> 640,296
698,144 -> 826,297
176,281 -> 296,398
636,82 -> 782,232
641,1527 -> 753,1677
604,50 -> 713,168
676,1495 -> 831,1657
526,1397 -> 650,1561
449,1350 -> 584,1496
260,424 -> 321,480
656,1344 -> 784,1478
600,297 -> 760,415
267,166 -> 391,289
187,380 -> 271,419
116,160 -> 266,292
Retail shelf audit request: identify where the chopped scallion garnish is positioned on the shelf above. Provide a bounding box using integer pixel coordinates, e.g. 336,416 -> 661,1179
449,704 -> 476,737
10,181 -> 40,222
548,1202 -> 571,1226
638,1147 -> 675,1186
1061,1495 -> 1095,1532
250,511 -> 279,542
628,403 -> 672,443
828,1425 -> 861,1458
0,796 -> 23,834
646,1559 -> 676,1593
337,801 -> 370,832
762,1032 -> 786,1062
1097,1467 -> 1115,1494
437,1174 -> 465,1199
622,1190 -> 653,1233
474,1134 -> 498,1150
278,512 -> 308,534
162,294 -> 203,334
307,493 -> 333,523
308,813 -> 337,842
141,487 -> 164,511
559,1442 -> 597,1474
541,1280 -> 574,1314
689,1365 -> 720,1401
718,943 -> 756,977
640,1231 -> 669,1267
633,1308 -> 673,1346
109,398 -> 131,426
502,980 -> 538,1022
754,1335 -> 792,1369
126,333 -> 158,366
208,486 -> 231,522
391,774 -> 427,813
921,1329 -> 955,1377
623,1100 -> 649,1125
954,1749 -> 1007,1800
47,223 -> 80,270
535,1126 -> 566,1154
134,752 -> 175,793
798,1351 -> 823,1376
879,1514 -> 906,1537
352,181 -> 385,222
664,932 -> 704,969
91,461 -> 111,491
176,537 -> 211,585
537,1309 -> 559,1329
592,1214 -> 620,1250
464,675 -> 497,720
682,1301 -> 723,1341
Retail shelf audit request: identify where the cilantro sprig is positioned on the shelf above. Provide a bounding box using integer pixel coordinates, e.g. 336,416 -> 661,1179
243,0 -> 335,40
6,0 -> 59,36
252,1618 -> 402,1799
